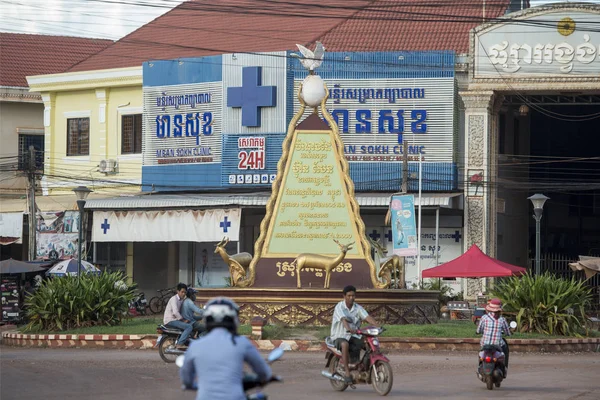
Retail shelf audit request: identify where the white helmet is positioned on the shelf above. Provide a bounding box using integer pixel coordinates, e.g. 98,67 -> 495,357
203,296 -> 240,332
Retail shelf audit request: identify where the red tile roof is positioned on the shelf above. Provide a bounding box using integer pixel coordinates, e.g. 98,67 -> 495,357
69,0 -> 508,73
0,33 -> 112,87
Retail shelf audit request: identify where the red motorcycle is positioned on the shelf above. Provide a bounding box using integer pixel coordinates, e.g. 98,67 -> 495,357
321,326 -> 393,396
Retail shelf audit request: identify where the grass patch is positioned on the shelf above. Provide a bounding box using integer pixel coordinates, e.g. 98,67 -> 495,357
19,318 -> 600,340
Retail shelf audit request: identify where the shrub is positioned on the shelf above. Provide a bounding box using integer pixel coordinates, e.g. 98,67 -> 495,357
490,271 -> 592,337
23,271 -> 136,332
420,279 -> 460,305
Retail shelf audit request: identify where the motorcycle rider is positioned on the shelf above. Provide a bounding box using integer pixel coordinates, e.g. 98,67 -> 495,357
180,296 -> 272,400
476,298 -> 511,377
331,285 -> 379,384
163,282 -> 194,347
181,287 -> 206,339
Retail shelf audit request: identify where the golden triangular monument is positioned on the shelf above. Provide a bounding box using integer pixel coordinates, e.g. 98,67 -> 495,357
240,79 -> 386,289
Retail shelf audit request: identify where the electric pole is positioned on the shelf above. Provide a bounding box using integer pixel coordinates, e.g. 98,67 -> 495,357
27,145 -> 37,261
401,141 -> 408,193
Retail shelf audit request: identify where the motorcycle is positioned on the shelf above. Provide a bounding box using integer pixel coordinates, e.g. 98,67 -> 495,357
155,323 -> 206,363
321,326 -> 393,396
128,291 -> 148,316
175,347 -> 284,400
477,320 -> 517,390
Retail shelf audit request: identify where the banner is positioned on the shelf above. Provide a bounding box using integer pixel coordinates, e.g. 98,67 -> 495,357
390,194 -> 418,256
0,212 -> 23,245
92,208 -> 241,243
36,211 -> 80,260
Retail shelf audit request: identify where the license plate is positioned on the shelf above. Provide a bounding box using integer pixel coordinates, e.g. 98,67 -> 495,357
155,335 -> 163,347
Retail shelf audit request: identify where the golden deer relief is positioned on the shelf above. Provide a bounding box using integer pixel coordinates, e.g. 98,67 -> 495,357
290,239 -> 354,289
214,236 -> 253,287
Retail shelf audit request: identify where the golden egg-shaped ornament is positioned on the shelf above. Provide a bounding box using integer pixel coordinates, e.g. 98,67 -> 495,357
301,74 -> 326,107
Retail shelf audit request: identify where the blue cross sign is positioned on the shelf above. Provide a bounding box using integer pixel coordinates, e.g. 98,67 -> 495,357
368,229 -> 380,240
452,230 -> 462,243
101,218 -> 110,234
385,230 -> 393,242
220,216 -> 231,233
227,66 -> 276,127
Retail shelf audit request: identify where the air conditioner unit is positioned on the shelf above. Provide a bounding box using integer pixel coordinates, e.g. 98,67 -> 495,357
98,159 -> 118,174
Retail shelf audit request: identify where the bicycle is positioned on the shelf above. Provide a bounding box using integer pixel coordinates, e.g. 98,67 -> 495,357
148,287 -> 176,314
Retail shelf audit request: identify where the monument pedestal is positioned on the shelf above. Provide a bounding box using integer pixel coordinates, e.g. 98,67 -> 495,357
194,288 -> 439,326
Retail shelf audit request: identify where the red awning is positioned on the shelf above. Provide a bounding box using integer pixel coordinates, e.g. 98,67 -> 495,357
422,244 -> 527,278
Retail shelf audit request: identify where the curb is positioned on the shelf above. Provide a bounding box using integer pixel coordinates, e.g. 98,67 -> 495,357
2,331 -> 599,352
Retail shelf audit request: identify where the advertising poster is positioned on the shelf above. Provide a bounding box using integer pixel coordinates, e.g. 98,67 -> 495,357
1,277 -> 20,322
36,211 -> 80,260
390,194 -> 418,256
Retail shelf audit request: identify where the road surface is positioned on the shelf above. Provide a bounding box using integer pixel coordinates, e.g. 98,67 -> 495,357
1,347 -> 598,400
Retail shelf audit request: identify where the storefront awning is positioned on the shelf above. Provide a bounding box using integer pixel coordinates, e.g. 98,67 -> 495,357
92,208 -> 240,243
84,192 -> 463,210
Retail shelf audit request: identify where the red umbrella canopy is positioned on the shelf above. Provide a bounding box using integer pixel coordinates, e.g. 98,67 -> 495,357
422,244 -> 527,278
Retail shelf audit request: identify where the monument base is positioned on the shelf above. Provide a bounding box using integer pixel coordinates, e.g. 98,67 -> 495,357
194,288 -> 439,326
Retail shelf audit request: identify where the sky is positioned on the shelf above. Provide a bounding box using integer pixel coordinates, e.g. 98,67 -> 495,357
0,0 -> 598,41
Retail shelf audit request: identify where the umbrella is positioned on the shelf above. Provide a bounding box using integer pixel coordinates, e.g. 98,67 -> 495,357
569,256 -> 600,280
46,259 -> 101,277
0,258 -> 47,274
422,244 -> 527,278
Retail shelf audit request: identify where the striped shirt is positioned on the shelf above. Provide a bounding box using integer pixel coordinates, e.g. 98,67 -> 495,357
476,313 -> 511,347
331,300 -> 369,341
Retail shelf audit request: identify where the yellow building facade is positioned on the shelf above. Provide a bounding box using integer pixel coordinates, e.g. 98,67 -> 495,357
27,67 -> 144,282
27,67 -> 143,196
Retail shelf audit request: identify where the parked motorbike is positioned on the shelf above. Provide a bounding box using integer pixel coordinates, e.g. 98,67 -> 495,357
155,323 -> 206,363
175,347 -> 284,400
477,320 -> 517,390
128,291 -> 148,316
321,326 -> 393,396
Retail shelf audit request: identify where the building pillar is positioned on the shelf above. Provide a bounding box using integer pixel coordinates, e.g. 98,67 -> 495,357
167,242 -> 179,287
40,92 -> 55,195
95,89 -> 109,161
126,242 -> 134,284
460,90 -> 504,298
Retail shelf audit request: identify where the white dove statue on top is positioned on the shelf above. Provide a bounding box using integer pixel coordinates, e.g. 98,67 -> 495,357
291,41 -> 326,73
292,41 -> 327,108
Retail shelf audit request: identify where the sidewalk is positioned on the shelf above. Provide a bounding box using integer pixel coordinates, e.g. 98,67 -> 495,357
3,330 -> 599,353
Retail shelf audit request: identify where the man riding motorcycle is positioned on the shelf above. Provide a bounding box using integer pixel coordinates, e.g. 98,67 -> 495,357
476,298 -> 511,378
163,282 -> 194,347
181,288 -> 206,338
330,285 -> 380,384
179,296 -> 272,400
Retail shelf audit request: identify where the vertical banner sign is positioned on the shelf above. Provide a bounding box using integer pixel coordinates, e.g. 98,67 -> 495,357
390,194 -> 418,256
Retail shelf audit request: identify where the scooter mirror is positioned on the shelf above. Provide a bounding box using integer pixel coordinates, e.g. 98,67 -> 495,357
175,355 -> 186,368
267,347 -> 285,363
509,321 -> 517,329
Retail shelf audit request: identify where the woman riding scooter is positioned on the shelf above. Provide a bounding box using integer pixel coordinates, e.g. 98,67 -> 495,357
476,298 -> 511,378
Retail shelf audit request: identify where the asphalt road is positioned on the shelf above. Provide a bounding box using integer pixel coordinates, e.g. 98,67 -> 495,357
1,347 -> 599,400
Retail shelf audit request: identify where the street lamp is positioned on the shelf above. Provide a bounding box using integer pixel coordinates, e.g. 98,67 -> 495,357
528,193 -> 549,275
73,186 -> 92,280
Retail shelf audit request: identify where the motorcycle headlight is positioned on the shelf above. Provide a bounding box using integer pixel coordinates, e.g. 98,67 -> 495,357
365,328 -> 381,336
372,339 -> 380,347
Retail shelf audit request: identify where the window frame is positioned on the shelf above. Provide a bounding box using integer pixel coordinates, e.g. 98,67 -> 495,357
121,113 -> 143,155
66,117 -> 90,156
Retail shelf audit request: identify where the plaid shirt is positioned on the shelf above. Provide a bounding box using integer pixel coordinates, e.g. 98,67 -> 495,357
476,313 -> 511,347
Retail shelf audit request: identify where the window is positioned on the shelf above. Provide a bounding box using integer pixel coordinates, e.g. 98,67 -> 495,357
66,118 -> 90,156
122,114 -> 142,154
18,133 -> 44,170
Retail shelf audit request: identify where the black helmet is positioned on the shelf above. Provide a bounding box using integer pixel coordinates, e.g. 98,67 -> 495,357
203,296 -> 240,334
186,288 -> 197,301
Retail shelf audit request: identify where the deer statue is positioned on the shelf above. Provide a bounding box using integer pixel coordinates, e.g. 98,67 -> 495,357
214,236 -> 253,287
290,239 -> 354,289
367,236 -> 405,289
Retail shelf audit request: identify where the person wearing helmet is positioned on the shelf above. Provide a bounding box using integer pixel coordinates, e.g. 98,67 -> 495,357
181,288 -> 206,339
179,296 -> 272,400
476,298 -> 511,377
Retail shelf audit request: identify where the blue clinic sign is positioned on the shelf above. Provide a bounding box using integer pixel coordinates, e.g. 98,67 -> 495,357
141,51 -> 457,192
390,194 -> 418,256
